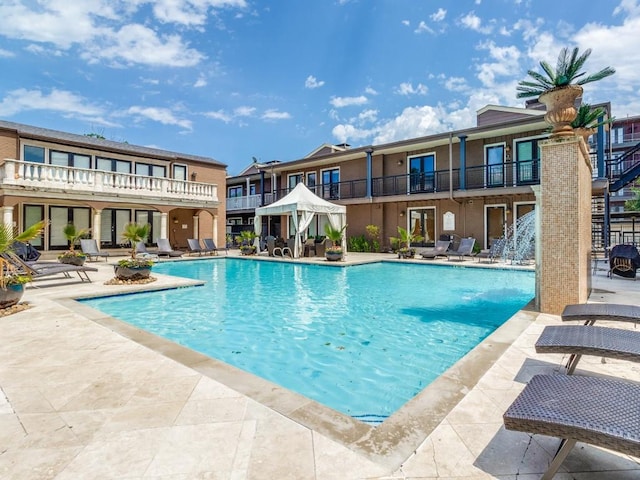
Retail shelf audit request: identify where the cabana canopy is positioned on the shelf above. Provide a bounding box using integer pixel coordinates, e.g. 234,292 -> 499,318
254,183 -> 347,258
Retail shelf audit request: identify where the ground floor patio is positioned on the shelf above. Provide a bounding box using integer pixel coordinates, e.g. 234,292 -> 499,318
1,252 -> 639,479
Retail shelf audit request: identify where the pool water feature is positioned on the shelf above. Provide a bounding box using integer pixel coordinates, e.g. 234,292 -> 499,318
81,259 -> 534,422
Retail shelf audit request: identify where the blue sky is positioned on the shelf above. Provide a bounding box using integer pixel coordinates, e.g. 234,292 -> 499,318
0,1 -> 638,175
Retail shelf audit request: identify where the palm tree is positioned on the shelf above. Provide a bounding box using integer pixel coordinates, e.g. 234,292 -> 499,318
517,47 -> 615,98
571,103 -> 613,130
0,220 -> 46,290
120,222 -> 151,260
324,223 -> 347,250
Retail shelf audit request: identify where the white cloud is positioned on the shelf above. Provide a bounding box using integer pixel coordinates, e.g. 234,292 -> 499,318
459,11 -> 493,34
83,24 -> 205,67
194,76 -> 207,88
401,20 -> 410,27
126,105 -> 192,130
443,76 -> 469,92
414,21 -> 434,34
364,86 -> 378,95
396,82 -> 428,96
152,0 -> 248,26
373,105 -> 449,144
330,95 -> 367,108
262,109 -> 291,120
431,8 -> 446,22
358,109 -> 378,123
331,123 -> 373,144
0,48 -> 14,57
234,106 -> 256,117
0,88 -> 103,117
204,110 -> 233,123
305,75 -> 325,89
475,41 -> 521,88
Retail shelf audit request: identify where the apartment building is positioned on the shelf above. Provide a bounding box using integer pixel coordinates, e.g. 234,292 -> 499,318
228,104 -> 559,250
0,120 -> 226,252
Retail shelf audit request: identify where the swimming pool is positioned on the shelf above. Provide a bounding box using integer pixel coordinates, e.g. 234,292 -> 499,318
81,259 -> 534,422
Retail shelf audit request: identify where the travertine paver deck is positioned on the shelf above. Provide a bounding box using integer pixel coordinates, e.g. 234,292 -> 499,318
1,252 -> 639,479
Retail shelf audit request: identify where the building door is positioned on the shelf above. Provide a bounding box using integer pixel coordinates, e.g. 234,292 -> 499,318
485,204 -> 506,248
409,154 -> 435,193
23,205 -> 45,248
485,144 -> 505,187
408,208 -> 436,246
49,206 -> 91,250
100,209 -> 132,248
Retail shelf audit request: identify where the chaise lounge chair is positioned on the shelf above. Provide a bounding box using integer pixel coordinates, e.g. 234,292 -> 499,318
134,242 -> 160,260
156,238 -> 184,257
80,239 -> 110,262
476,238 -> 503,263
503,374 -> 640,480
203,238 -> 226,255
187,238 -> 206,256
561,303 -> 640,326
446,237 -> 476,262
535,324 -> 640,374
3,252 -> 97,283
419,240 -> 450,259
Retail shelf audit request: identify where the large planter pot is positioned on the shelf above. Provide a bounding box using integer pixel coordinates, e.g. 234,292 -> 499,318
325,251 -> 343,262
114,265 -> 152,281
240,246 -> 257,255
398,249 -> 415,259
538,85 -> 583,137
59,255 -> 86,266
574,127 -> 596,144
0,283 -> 25,309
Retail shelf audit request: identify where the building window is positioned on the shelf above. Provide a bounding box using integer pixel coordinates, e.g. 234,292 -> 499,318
228,186 -> 243,197
24,145 -> 45,163
288,173 -> 303,191
249,183 -> 256,195
307,172 -> 317,193
173,164 -> 187,181
611,127 -> 624,144
321,168 -> 340,199
514,138 -> 541,184
97,157 -> 131,173
50,150 -> 91,169
135,163 -> 165,178
409,154 -> 435,193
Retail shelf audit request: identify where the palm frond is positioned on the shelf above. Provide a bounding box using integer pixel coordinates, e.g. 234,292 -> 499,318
576,66 -> 616,85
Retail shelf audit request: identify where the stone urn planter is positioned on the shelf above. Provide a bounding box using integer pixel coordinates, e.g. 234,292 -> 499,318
574,127 -> 596,144
538,85 -> 583,138
58,254 -> 86,266
114,265 -> 152,281
397,248 -> 416,259
240,245 -> 257,255
0,283 -> 26,309
325,249 -> 343,262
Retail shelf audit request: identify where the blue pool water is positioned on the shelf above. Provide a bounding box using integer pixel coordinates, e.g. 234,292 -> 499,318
81,259 -> 534,422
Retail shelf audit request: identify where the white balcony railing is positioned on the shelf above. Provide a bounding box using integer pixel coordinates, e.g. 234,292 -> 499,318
0,159 -> 218,203
226,194 -> 262,210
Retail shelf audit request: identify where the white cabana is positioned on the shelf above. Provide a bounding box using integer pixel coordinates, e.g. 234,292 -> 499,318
254,183 -> 347,258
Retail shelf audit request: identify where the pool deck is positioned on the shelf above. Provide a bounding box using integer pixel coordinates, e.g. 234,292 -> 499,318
1,251 -> 639,479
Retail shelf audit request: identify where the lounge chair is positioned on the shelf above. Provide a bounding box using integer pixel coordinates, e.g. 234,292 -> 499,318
135,242 -> 160,260
476,238 -> 503,263
420,240 -> 450,259
156,238 -> 184,257
503,374 -> 640,480
3,252 -> 97,283
187,238 -> 205,256
80,239 -> 110,262
562,303 -> 640,326
203,238 -> 226,255
446,237 -> 476,261
535,325 -> 640,374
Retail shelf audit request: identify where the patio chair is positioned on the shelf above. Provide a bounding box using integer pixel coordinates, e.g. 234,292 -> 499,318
446,237 -> 476,262
503,374 -> 640,480
476,238 -> 503,263
535,325 -> 640,374
156,238 -> 184,257
3,252 -> 97,283
419,240 -> 450,259
135,242 -> 160,260
80,239 -> 110,262
608,244 -> 640,279
303,238 -> 316,257
561,303 -> 640,326
187,238 -> 205,256
203,238 -> 226,255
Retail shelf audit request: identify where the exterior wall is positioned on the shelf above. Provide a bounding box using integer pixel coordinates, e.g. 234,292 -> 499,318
0,130 -> 19,159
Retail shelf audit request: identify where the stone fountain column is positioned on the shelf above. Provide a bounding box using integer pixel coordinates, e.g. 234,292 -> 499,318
536,136 -> 592,314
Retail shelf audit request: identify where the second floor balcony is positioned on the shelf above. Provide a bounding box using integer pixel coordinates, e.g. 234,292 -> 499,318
0,159 -> 219,206
227,159 -> 541,211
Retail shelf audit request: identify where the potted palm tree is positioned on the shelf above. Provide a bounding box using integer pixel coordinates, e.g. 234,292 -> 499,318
516,47 -> 615,137
571,103 -> 614,142
0,220 -> 46,309
392,226 -> 424,259
239,230 -> 258,255
324,223 -> 347,261
114,223 -> 154,281
58,223 -> 89,266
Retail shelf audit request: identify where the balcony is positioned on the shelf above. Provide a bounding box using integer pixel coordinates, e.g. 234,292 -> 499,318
0,159 -> 218,206
226,160 -> 542,213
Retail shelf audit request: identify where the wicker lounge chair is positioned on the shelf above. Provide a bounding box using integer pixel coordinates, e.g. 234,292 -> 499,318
562,303 -> 640,326
503,374 -> 640,480
202,238 -> 225,255
446,237 -> 476,261
420,240 -> 450,259
535,325 -> 640,374
80,239 -> 110,262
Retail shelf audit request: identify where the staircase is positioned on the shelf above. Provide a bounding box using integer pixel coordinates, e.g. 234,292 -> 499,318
608,140 -> 640,192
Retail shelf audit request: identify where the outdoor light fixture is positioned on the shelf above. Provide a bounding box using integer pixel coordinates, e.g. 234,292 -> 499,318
505,145 -> 512,161
173,217 -> 178,224
400,210 -> 405,217
398,159 -> 404,166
